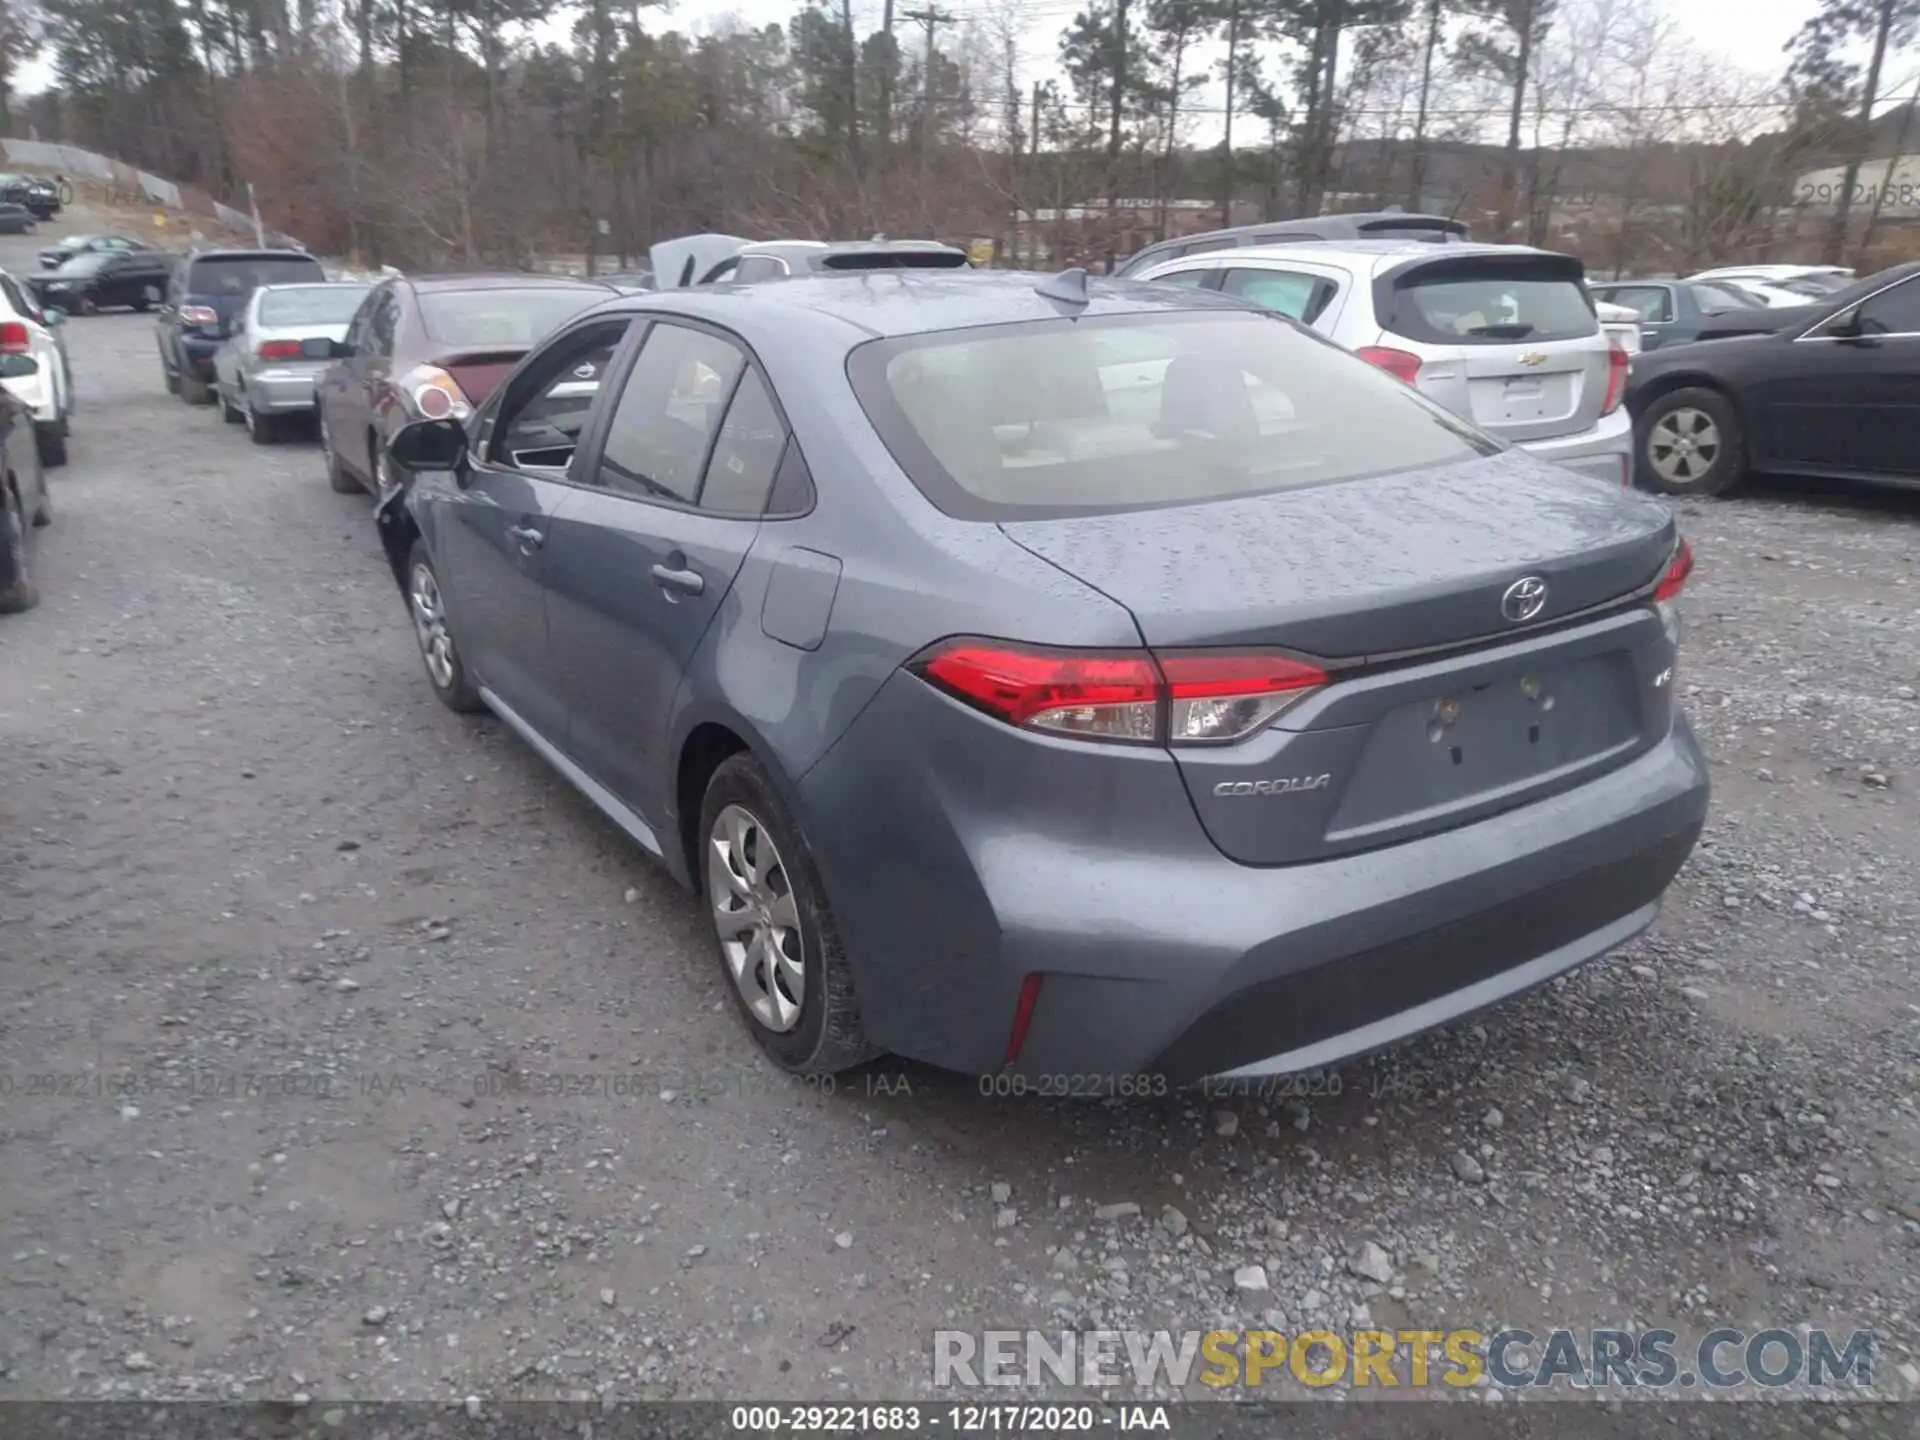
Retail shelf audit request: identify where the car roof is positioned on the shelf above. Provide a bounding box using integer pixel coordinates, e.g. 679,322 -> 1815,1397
404,273 -> 618,294
609,268 -> 1257,340
1150,238 -> 1569,276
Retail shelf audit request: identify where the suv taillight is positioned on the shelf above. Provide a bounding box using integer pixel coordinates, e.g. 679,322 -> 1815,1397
0,321 -> 29,355
179,305 -> 219,327
1602,335 -> 1629,415
1356,346 -> 1423,384
911,641 -> 1328,746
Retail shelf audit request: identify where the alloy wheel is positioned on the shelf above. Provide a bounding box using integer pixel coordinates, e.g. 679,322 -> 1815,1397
1648,407 -> 1721,486
707,804 -> 805,1033
408,562 -> 457,690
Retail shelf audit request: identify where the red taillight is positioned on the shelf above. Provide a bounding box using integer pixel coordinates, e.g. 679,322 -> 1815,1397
257,339 -> 302,361
1003,974 -> 1043,1065
1357,346 -> 1422,384
179,305 -> 219,327
919,643 -> 1160,741
0,321 -> 29,355
912,641 -> 1328,746
1602,335 -> 1629,415
1653,537 -> 1693,603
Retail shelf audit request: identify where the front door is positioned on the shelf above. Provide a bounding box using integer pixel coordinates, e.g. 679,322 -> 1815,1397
319,285 -> 393,486
430,315 -> 640,744
1765,275 -> 1920,477
544,319 -> 788,824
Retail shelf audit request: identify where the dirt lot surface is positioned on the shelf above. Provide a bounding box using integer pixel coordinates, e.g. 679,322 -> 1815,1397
2,226 -> 1918,1421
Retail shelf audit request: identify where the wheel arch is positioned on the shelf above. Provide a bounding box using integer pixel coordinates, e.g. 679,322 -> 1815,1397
1629,369 -> 1747,427
670,706 -> 805,896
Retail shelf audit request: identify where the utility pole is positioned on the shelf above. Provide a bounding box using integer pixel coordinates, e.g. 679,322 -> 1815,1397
1826,0 -> 1898,265
1031,80 -> 1044,267
1106,0 -> 1130,270
840,0 -> 864,181
901,5 -> 955,186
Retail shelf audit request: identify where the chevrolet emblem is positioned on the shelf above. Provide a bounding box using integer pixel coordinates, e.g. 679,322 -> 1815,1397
1518,351 -> 1548,366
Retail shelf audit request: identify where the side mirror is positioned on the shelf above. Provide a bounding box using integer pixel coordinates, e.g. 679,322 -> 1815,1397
0,354 -> 40,379
1825,304 -> 1865,339
388,418 -> 467,473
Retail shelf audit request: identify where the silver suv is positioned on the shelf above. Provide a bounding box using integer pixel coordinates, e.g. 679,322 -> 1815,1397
1134,240 -> 1633,488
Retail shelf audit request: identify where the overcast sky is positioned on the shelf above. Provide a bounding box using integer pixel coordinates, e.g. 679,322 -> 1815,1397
10,0 -> 1836,138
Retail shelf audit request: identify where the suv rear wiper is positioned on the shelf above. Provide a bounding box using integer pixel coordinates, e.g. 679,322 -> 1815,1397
1465,323 -> 1535,339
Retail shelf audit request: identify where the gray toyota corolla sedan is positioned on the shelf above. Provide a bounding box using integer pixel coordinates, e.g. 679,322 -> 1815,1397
374,270 -> 1709,1084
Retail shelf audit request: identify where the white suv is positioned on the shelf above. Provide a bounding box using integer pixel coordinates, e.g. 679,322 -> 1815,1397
1135,240 -> 1633,488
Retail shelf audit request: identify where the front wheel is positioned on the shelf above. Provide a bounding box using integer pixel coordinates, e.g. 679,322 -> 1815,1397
245,402 -> 280,445
406,542 -> 483,713
1638,387 -> 1744,497
220,386 -> 243,424
699,754 -> 879,1076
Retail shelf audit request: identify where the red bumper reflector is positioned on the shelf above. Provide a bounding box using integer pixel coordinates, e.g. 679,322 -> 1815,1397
1003,973 -> 1043,1064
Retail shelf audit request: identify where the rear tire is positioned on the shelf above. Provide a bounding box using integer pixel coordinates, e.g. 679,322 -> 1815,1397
35,424 -> 67,469
1638,387 -> 1744,497
0,482 -> 37,615
245,402 -> 279,445
699,753 -> 879,1076
405,541 -> 483,714
322,417 -> 361,493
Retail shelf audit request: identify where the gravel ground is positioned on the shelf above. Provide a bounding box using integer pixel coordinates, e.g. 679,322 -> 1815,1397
2,230 -> 1918,1414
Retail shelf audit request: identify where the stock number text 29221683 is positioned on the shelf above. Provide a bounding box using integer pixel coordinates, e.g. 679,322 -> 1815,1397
729,1405 -> 1106,1434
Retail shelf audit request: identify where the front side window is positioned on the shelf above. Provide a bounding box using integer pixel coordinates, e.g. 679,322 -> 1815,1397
598,324 -> 746,504
1855,276 -> 1920,334
850,311 -> 1496,520
491,319 -> 632,472
733,256 -> 788,283
1220,267 -> 1337,323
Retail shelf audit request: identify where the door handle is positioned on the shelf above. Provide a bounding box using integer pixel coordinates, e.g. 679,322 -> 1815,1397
651,564 -> 705,596
507,523 -> 545,550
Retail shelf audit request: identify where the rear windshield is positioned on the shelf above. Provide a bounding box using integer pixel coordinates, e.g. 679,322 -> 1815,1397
259,285 -> 371,327
1384,260 -> 1597,345
849,312 -> 1497,521
187,254 -> 325,298
418,288 -> 607,347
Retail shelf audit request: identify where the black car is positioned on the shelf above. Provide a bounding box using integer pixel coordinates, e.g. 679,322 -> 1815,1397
1590,277 -> 1777,350
39,233 -> 152,270
1627,261 -> 1920,496
156,248 -> 327,403
1115,210 -> 1469,277
0,174 -> 60,220
30,249 -> 175,315
0,203 -> 33,236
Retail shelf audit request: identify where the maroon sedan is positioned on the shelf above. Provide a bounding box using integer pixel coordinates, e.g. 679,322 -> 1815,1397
318,273 -> 617,496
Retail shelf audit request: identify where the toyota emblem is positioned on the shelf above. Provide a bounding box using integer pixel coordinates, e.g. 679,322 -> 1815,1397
1501,575 -> 1548,623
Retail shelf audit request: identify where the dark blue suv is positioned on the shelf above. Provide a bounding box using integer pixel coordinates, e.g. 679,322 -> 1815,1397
158,248 -> 325,404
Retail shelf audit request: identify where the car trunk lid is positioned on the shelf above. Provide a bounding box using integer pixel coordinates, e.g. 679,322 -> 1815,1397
430,347 -> 529,405
999,449 -> 1680,865
1372,251 -> 1610,446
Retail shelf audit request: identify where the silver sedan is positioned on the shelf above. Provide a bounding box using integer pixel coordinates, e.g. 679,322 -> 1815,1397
214,282 -> 371,444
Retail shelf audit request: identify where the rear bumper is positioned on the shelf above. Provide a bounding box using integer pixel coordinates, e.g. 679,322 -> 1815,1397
3,372 -> 58,424
178,335 -> 220,378
797,673 -> 1708,1085
244,368 -> 322,413
1519,406 -> 1634,488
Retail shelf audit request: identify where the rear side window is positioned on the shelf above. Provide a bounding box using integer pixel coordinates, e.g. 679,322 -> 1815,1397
186,254 -> 325,297
850,312 -> 1495,521
1220,268 -> 1336,323
1381,258 -> 1597,345
1601,286 -> 1672,323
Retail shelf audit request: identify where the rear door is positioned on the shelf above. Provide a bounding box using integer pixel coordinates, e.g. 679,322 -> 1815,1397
542,318 -> 790,824
1372,252 -> 1608,446
1761,274 -> 1920,476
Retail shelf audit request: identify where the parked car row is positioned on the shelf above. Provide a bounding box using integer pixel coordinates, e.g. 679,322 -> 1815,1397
0,264 -> 75,613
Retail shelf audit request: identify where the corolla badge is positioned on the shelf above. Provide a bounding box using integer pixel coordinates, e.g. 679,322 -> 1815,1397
1501,575 -> 1548,623
1213,775 -> 1331,797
